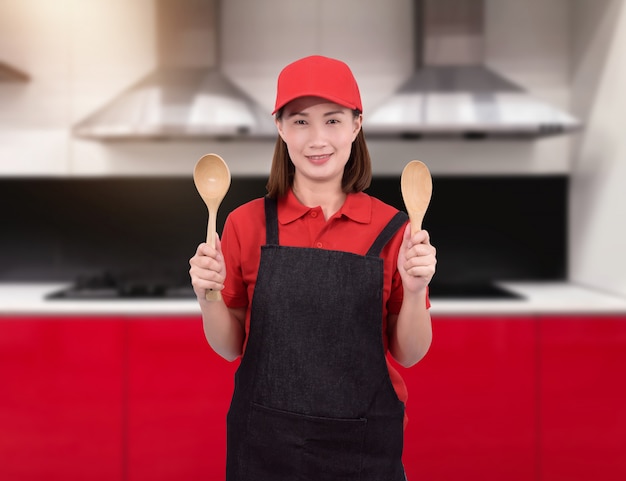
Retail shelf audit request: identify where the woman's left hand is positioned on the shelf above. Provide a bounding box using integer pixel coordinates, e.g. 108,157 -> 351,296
397,224 -> 437,294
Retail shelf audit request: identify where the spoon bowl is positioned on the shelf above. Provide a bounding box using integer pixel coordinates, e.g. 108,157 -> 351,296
401,160 -> 433,235
193,153 -> 231,301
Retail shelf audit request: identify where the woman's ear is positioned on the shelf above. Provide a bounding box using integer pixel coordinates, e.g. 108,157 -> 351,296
352,113 -> 363,140
275,117 -> 287,142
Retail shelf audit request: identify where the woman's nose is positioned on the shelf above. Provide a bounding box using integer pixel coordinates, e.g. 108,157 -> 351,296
307,124 -> 327,146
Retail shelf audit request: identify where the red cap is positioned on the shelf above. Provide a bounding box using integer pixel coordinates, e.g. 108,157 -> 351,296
272,55 -> 363,115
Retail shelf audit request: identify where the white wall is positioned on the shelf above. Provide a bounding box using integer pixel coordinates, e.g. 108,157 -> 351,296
569,0 -> 626,297
0,0 -> 72,175
0,0 -> 578,177
221,0 -> 415,113
0,0 -> 156,176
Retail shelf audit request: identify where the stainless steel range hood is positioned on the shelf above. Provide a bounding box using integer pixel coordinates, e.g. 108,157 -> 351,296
365,0 -> 582,139
72,66 -> 275,140
73,0 -> 275,140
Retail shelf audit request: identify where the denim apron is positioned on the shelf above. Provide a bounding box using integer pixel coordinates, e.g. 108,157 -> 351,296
226,196 -> 408,481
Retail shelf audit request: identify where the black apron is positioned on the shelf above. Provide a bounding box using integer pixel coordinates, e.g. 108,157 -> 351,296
226,196 -> 408,481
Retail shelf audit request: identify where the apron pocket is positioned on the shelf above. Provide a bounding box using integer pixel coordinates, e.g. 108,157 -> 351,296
246,402 -> 367,481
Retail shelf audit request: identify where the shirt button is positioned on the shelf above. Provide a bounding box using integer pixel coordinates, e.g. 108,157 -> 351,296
310,211 -> 318,218
316,242 -> 323,248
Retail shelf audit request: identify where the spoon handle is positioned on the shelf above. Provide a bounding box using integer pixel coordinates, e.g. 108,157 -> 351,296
205,207 -> 221,302
207,207 -> 217,249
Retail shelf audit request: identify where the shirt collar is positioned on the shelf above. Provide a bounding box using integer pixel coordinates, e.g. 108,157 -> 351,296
277,188 -> 372,225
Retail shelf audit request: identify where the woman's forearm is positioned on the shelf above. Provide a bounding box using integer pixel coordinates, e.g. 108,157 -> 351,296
200,299 -> 245,362
388,288 -> 433,368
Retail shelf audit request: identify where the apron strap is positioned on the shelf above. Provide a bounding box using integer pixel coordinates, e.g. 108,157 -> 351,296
366,211 -> 408,257
264,196 -> 279,245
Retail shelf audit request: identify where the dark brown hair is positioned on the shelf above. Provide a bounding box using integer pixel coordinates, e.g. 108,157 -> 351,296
266,110 -> 372,198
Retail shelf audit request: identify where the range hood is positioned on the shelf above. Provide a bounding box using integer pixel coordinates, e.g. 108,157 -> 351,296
73,0 -> 275,140
0,61 -> 30,82
72,67 -> 275,140
365,0 -> 582,139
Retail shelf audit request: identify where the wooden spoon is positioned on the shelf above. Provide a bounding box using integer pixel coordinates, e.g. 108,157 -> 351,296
401,160 -> 433,236
193,153 -> 231,301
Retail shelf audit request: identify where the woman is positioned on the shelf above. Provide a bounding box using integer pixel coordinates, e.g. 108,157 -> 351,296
189,55 -> 436,481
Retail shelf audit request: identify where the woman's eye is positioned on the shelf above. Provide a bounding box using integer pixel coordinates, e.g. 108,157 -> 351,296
294,119 -> 306,125
327,119 -> 339,124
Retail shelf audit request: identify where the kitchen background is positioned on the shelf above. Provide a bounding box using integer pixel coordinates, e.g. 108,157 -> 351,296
0,0 -> 624,298
1,1 -> 626,480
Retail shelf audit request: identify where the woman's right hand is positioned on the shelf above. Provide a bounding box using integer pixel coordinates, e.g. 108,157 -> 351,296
189,236 -> 227,301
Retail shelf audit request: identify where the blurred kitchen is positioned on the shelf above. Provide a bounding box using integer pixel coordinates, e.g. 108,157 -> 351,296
1,0 -> 626,480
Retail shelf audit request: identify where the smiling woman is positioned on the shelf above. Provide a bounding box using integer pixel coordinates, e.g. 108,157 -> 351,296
188,55 -> 437,481
274,97 -> 363,216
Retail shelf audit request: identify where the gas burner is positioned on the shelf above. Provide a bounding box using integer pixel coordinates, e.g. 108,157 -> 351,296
46,270 -> 196,300
428,282 -> 523,300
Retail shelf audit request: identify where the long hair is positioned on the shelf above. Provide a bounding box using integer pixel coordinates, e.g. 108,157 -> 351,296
266,110 -> 372,198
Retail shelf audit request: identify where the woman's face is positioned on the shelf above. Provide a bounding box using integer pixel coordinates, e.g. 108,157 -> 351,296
276,96 -> 362,188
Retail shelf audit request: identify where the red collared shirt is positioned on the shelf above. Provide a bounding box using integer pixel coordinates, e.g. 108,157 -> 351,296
220,188 -> 429,408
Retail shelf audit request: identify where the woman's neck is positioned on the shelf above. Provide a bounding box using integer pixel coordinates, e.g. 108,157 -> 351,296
292,179 -> 346,220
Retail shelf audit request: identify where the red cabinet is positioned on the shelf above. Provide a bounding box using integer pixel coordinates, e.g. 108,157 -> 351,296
3,313 -> 626,481
539,315 -> 626,481
0,316 -> 124,481
126,317 -> 237,481
0,315 -> 237,481
398,315 -> 538,481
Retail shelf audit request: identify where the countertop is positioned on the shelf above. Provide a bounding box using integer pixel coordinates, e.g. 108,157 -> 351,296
1,281 -> 626,316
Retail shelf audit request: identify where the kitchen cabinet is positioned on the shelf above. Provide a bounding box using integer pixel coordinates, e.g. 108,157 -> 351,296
398,315 -> 538,481
0,316 -> 124,481
3,311 -> 625,481
126,316 -> 237,481
0,315 -> 237,481
539,315 -> 626,481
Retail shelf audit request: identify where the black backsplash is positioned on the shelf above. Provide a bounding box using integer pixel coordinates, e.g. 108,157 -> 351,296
0,176 -> 566,283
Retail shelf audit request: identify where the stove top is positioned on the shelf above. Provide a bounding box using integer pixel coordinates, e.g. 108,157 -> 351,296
428,282 -> 523,300
46,271 -> 522,301
46,271 -> 196,300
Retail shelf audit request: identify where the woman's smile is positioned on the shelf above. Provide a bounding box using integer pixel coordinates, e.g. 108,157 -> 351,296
307,153 -> 332,165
